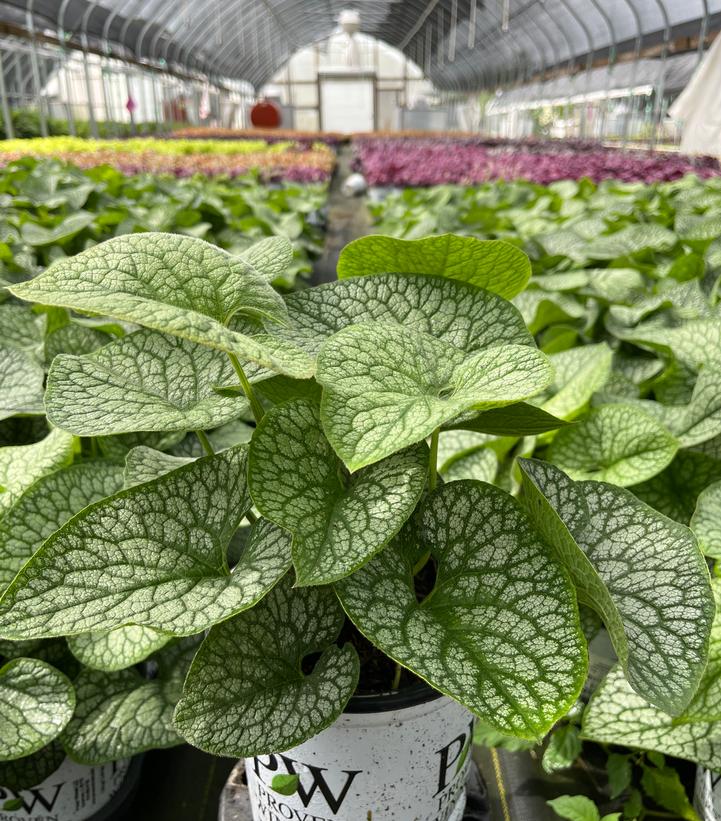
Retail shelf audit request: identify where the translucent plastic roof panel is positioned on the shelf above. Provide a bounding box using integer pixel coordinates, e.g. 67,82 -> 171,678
0,0 -> 718,91
488,51 -> 700,112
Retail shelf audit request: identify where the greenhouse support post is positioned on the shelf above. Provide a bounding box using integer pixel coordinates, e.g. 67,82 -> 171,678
58,0 -> 78,135
698,0 -> 710,63
620,0 -> 643,146
25,4 -> 48,137
0,50 -> 13,138
650,0 -> 671,148
80,34 -> 98,138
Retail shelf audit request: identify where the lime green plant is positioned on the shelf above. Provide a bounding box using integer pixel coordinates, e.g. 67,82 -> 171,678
0,136 -> 292,157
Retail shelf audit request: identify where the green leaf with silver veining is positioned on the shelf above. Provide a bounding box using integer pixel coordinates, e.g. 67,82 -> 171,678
170,419 -> 253,458
240,235 -> 294,283
441,448 -> 497,484
633,450 -> 721,524
613,350 -> 663,390
274,273 -> 535,359
46,329 -> 246,436
67,625 -> 171,672
0,450 -> 292,639
0,461 -> 125,593
677,213 -> 721,242
62,640 -> 197,764
538,228 -> 589,262
96,430 -> 185,462
534,271 -> 590,292
0,304 -> 46,357
437,430 -> 493,470
676,579 -> 721,724
586,225 -> 677,260
316,323 -> 552,470
0,658 -> 75,760
582,268 -> 645,304
8,233 -> 312,378
519,458 -> 713,715
0,429 -> 76,515
690,480 -> 721,559
539,344 -> 613,420
621,318 -> 721,375
608,282 -> 713,333
173,577 -> 359,757
613,371 -> 721,450
21,212 -> 95,247
582,666 -> 721,770
513,291 -> 585,335
248,399 -> 427,585
0,742 -> 64,791
337,234 -> 531,299
548,404 -> 678,486
337,481 -> 587,739
0,345 -> 45,420
664,366 -> 721,447
44,322 -> 114,367
123,447 -> 195,488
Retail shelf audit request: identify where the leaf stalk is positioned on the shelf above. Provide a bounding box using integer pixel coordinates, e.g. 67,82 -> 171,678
227,352 -> 265,423
195,429 -> 215,456
428,428 -> 440,491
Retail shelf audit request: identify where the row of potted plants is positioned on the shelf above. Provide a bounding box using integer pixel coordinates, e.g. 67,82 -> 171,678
0,157 -> 327,291
353,136 -> 721,186
0,137 -> 336,183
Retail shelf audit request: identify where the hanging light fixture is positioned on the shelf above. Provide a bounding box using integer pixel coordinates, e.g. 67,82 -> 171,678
338,9 -> 362,68
502,0 -> 510,32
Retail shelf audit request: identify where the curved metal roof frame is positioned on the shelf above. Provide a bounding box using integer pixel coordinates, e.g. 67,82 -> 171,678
0,0 -> 718,92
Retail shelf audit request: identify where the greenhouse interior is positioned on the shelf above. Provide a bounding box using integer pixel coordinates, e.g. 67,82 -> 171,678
3,1 -> 721,820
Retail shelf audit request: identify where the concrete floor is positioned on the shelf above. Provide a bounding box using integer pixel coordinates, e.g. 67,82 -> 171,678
312,144 -> 372,285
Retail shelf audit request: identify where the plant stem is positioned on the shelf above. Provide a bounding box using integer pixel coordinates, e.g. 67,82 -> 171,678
227,352 -> 265,424
245,509 -> 258,525
195,429 -> 215,456
428,427 -> 440,491
391,663 -> 402,690
336,463 -> 349,490
412,550 -> 431,576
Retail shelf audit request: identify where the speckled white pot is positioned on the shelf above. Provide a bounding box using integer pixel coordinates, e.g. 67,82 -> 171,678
694,766 -> 721,820
0,757 -> 131,821
245,684 -> 474,821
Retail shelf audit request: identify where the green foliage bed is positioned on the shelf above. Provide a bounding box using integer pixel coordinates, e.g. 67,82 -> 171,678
371,176 -> 721,819
0,157 -> 326,291
0,166 -> 720,821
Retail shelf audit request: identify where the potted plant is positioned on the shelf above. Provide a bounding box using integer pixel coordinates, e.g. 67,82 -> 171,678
0,232 -> 714,821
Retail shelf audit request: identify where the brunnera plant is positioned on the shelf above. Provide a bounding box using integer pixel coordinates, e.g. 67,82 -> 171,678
0,232 -> 714,782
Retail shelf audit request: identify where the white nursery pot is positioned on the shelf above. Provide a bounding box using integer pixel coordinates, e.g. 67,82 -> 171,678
694,766 -> 721,820
0,757 -> 135,821
245,683 -> 475,821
